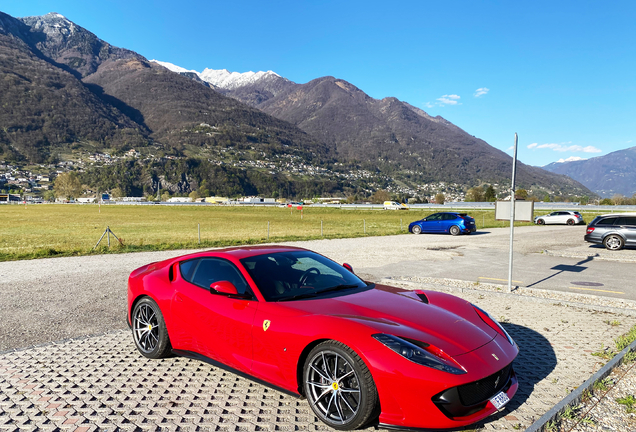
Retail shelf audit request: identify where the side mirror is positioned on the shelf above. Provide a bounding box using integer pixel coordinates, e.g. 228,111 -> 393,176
343,263 -> 354,273
211,280 -> 239,295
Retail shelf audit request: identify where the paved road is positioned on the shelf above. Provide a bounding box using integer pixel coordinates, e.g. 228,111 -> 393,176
1,225 -> 634,352
285,225 -> 636,300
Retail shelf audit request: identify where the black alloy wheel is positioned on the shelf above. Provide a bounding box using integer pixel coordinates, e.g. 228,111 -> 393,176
567,219 -> 575,226
132,297 -> 172,359
304,341 -> 378,430
537,219 -> 545,225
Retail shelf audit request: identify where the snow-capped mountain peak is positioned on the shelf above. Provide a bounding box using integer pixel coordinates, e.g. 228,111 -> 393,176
149,60 -> 281,90
199,68 -> 280,89
150,60 -> 198,74
556,156 -> 586,163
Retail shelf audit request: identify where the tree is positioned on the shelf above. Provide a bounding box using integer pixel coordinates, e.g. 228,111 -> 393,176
435,193 -> 445,205
161,191 -> 171,202
515,189 -> 528,200
189,190 -> 200,201
110,187 -> 123,198
54,172 -> 83,200
612,194 -> 626,205
465,186 -> 484,202
600,198 -> 613,205
484,185 -> 496,202
543,194 -> 550,203
370,189 -> 391,204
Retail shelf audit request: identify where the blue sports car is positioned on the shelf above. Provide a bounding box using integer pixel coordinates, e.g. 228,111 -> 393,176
409,212 -> 477,236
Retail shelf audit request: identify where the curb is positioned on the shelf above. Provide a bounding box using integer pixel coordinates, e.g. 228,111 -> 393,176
524,338 -> 636,432
380,278 -> 636,317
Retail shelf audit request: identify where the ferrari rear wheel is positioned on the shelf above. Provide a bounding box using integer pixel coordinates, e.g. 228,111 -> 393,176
132,297 -> 172,359
304,341 -> 378,430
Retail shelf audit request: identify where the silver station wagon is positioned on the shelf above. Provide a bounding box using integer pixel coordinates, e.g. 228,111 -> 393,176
584,213 -> 636,250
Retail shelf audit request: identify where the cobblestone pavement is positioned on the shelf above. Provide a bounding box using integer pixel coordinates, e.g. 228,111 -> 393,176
1,284 -> 634,431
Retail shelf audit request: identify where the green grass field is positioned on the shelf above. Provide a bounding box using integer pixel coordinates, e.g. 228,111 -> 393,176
0,204 -> 602,261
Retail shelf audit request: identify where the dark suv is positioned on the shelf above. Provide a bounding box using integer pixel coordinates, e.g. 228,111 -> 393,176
584,213 -> 636,250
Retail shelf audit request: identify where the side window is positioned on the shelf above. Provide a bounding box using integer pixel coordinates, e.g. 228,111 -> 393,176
616,217 -> 636,226
443,213 -> 456,220
180,259 -> 198,282
181,258 -> 250,295
596,218 -> 617,226
427,214 -> 440,221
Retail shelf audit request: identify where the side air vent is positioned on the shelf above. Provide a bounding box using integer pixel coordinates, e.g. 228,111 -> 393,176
417,293 -> 429,304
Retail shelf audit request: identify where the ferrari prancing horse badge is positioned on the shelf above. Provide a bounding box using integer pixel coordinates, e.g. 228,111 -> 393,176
263,320 -> 271,331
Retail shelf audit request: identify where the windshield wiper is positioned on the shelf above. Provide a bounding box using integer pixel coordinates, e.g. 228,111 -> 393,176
279,284 -> 361,302
279,291 -> 320,301
318,284 -> 360,294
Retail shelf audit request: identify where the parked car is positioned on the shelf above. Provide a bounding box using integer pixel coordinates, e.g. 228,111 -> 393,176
409,212 -> 477,235
128,246 -> 518,430
383,200 -> 409,210
584,213 -> 636,250
534,211 -> 585,225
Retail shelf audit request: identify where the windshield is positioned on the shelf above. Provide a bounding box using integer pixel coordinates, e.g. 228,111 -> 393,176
240,251 -> 369,301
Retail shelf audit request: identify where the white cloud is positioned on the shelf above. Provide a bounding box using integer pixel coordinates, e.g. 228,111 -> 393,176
526,142 -> 601,153
474,87 -> 489,97
428,94 -> 461,107
556,156 -> 586,163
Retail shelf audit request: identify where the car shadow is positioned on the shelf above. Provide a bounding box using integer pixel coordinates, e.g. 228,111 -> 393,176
468,323 -> 557,428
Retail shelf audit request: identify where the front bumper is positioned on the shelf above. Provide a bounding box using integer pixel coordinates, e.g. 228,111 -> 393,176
364,334 -> 519,429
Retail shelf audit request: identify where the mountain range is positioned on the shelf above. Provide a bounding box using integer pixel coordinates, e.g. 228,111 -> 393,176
0,10 -> 594,199
543,147 -> 636,198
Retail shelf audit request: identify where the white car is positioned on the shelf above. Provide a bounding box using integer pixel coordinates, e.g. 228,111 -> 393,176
383,201 -> 409,210
534,211 -> 585,226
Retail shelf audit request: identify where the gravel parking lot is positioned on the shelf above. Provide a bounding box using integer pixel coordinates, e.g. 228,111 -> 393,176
1,226 -> 635,431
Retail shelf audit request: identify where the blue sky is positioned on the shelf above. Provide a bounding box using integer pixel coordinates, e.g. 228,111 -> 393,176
3,1 -> 635,167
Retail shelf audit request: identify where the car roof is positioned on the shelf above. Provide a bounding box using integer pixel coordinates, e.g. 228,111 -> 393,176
175,245 -> 309,261
595,213 -> 636,218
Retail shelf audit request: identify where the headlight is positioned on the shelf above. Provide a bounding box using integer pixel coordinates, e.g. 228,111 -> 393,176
472,304 -> 515,346
372,334 -> 466,375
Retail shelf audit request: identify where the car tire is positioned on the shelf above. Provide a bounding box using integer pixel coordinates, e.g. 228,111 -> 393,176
567,219 -> 575,226
603,235 -> 625,251
411,225 -> 421,235
537,219 -> 545,225
450,225 -> 461,236
131,297 -> 172,359
303,341 -> 379,430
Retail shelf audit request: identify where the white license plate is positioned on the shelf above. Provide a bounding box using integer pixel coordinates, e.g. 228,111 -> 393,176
490,391 -> 510,409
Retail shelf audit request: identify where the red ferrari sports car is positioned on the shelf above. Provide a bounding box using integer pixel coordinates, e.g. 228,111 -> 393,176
127,246 -> 518,430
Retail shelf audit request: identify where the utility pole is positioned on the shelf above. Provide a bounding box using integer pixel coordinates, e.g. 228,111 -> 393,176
507,133 -> 518,293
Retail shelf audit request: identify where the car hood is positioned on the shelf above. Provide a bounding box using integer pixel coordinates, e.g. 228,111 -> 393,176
283,285 -> 497,357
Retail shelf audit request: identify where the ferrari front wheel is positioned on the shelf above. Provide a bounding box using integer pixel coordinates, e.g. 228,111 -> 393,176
132,297 -> 172,359
303,341 -> 378,430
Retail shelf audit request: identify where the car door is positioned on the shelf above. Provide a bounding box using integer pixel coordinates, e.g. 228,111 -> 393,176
544,212 -> 558,224
616,216 -> 636,246
421,213 -> 443,232
171,257 -> 258,374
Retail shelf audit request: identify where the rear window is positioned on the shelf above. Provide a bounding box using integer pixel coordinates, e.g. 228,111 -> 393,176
596,217 -> 617,226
